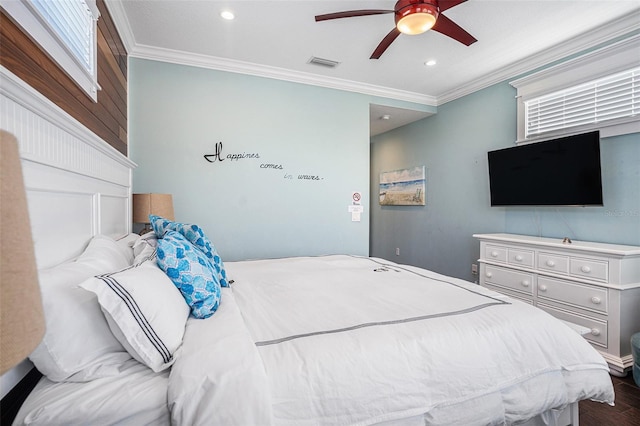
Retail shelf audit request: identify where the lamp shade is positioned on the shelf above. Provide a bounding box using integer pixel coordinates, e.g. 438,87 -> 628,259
0,130 -> 46,375
132,193 -> 175,224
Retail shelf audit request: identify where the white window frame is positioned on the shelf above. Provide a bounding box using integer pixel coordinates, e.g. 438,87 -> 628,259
1,0 -> 101,102
510,35 -> 640,144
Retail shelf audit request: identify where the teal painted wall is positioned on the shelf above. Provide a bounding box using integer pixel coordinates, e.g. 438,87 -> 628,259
129,58 -> 375,261
370,83 -> 515,280
371,82 -> 640,281
504,133 -> 639,243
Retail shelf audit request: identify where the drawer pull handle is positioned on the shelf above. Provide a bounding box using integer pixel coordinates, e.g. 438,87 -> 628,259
539,285 -> 547,292
590,328 -> 601,336
546,260 -> 556,267
581,265 -> 591,273
485,272 -> 493,278
515,255 -> 523,261
521,280 -> 530,288
491,251 -> 499,257
591,296 -> 601,305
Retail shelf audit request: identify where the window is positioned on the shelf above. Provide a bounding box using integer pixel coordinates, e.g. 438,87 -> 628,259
525,67 -> 639,138
2,0 -> 100,101
510,35 -> 640,143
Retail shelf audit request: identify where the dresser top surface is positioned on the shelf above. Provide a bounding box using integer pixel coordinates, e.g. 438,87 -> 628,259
473,233 -> 640,256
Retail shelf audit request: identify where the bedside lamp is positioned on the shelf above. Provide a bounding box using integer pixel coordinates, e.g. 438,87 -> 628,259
132,193 -> 175,234
1,131 -> 46,375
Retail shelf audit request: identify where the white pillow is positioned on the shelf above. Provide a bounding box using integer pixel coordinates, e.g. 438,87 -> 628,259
81,234 -> 133,270
132,232 -> 158,264
116,233 -> 140,264
29,235 -> 133,382
80,259 -> 190,372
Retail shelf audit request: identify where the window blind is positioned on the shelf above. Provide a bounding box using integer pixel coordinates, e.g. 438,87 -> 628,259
525,67 -> 639,138
31,0 -> 94,74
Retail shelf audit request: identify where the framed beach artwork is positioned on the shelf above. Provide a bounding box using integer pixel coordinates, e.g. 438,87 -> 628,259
379,166 -> 426,206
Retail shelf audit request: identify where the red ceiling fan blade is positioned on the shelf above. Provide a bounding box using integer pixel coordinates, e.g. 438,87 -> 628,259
438,0 -> 468,13
370,27 -> 402,59
315,10 -> 393,22
431,14 -> 477,46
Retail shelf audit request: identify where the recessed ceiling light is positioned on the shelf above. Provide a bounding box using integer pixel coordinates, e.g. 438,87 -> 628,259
381,114 -> 391,120
221,10 -> 235,20
425,59 -> 437,67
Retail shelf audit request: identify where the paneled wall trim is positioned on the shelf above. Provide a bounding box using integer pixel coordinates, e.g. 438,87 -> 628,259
0,64 -> 135,402
0,66 -> 135,185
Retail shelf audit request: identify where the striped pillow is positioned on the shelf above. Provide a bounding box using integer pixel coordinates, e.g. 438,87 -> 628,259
80,259 -> 190,372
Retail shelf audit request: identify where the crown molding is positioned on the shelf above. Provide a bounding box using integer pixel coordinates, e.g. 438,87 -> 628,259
103,0 -> 135,54
435,9 -> 640,105
129,44 -> 438,106
510,34 -> 640,97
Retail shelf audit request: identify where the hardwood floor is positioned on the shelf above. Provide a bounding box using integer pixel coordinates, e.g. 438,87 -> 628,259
579,372 -> 640,426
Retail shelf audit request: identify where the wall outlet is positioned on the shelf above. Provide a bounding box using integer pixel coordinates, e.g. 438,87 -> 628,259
395,247 -> 400,256
471,263 -> 478,275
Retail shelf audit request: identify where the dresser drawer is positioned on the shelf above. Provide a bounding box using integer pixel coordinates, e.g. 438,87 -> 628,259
537,276 -> 608,314
484,265 -> 534,296
483,283 -> 534,305
538,303 -> 608,348
570,257 -> 608,282
507,248 -> 534,268
538,252 -> 569,275
485,245 -> 507,263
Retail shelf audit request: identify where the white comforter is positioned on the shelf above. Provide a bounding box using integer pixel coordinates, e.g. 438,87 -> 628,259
14,359 -> 170,425
169,255 -> 614,426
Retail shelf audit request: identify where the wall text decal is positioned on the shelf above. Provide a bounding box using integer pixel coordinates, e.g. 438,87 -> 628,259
204,142 -> 260,163
204,141 -> 324,182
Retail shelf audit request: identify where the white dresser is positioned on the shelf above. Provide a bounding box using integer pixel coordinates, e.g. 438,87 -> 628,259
474,233 -> 640,376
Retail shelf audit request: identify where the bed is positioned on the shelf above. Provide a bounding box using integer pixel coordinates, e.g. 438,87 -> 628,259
13,242 -> 614,426
170,254 -> 615,426
2,66 -> 614,426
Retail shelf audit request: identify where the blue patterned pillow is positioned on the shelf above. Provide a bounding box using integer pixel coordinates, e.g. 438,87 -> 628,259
150,215 -> 229,287
156,231 -> 221,319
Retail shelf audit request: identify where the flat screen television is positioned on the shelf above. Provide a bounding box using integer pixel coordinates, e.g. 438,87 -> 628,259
487,131 -> 603,206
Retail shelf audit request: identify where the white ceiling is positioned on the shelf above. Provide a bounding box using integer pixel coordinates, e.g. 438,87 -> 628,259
106,0 -> 640,136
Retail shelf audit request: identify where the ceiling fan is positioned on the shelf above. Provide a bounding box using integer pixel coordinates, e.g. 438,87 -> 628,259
315,0 -> 477,59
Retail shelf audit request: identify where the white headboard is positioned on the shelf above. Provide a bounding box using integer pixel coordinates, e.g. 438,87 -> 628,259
0,66 -> 136,397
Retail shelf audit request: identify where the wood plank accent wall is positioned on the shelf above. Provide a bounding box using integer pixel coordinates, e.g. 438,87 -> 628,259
0,0 -> 128,155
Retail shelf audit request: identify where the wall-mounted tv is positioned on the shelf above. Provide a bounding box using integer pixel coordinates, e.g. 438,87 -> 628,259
487,131 -> 603,206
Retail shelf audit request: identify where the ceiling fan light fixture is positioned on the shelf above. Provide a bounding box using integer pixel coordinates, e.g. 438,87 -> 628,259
314,0 -> 474,59
397,12 -> 436,35
395,1 -> 438,35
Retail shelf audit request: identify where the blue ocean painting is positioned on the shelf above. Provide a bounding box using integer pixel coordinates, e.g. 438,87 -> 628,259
379,166 -> 426,206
